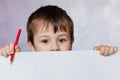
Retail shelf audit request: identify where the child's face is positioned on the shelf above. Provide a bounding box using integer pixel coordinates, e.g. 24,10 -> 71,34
28,24 -> 74,51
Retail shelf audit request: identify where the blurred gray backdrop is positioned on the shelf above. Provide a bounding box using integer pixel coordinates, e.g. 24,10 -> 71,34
0,0 -> 120,51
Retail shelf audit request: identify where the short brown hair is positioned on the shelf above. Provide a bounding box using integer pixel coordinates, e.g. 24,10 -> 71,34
27,5 -> 74,45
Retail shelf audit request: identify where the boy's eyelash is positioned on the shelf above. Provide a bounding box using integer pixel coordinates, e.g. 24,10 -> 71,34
59,39 -> 67,42
41,40 -> 48,43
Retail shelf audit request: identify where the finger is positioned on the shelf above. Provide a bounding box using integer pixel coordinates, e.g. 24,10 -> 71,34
114,47 -> 118,53
109,47 -> 114,55
99,46 -> 106,55
104,47 -> 110,56
93,45 -> 106,50
4,45 -> 11,56
15,45 -> 21,52
0,48 -> 2,55
9,43 -> 14,54
93,46 -> 101,50
1,47 -> 8,57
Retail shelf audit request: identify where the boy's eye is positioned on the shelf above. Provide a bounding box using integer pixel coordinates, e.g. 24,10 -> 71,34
59,39 -> 66,43
41,40 -> 48,43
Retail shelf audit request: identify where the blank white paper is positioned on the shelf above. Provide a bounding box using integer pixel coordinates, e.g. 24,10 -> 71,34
0,51 -> 120,80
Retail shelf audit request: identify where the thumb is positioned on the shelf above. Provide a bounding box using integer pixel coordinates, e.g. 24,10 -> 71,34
15,45 -> 21,52
93,46 -> 100,51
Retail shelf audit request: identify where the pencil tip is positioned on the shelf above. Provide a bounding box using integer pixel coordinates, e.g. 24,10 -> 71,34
10,62 -> 13,65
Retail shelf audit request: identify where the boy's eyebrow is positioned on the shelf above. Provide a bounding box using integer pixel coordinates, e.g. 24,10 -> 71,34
37,32 -> 70,39
57,33 -> 70,37
38,35 -> 49,38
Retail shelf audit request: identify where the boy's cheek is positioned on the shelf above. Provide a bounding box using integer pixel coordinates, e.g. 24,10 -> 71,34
35,46 -> 50,51
60,47 -> 72,51
59,44 -> 72,51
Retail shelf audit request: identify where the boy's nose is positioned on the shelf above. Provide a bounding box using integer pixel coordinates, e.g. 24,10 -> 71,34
50,42 -> 60,51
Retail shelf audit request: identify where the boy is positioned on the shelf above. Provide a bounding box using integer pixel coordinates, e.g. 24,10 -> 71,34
0,5 -> 118,57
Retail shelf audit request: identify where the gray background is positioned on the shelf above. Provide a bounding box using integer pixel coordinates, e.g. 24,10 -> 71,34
0,0 -> 120,51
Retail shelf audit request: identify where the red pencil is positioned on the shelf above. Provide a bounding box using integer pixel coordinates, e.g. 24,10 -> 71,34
10,29 -> 22,64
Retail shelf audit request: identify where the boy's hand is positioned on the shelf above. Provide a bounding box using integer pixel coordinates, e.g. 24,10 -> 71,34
94,45 -> 118,56
0,43 -> 21,57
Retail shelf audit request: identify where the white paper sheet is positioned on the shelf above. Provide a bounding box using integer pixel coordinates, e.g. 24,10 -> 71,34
0,51 -> 120,80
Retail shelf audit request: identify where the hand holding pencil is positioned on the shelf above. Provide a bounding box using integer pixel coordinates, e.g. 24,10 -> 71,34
0,29 -> 21,59
0,43 -> 21,57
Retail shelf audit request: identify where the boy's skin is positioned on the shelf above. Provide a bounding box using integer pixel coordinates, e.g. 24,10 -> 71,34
0,27 -> 118,57
0,5 -> 118,57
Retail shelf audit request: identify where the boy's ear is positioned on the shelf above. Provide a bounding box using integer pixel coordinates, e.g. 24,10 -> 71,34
27,41 -> 35,51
